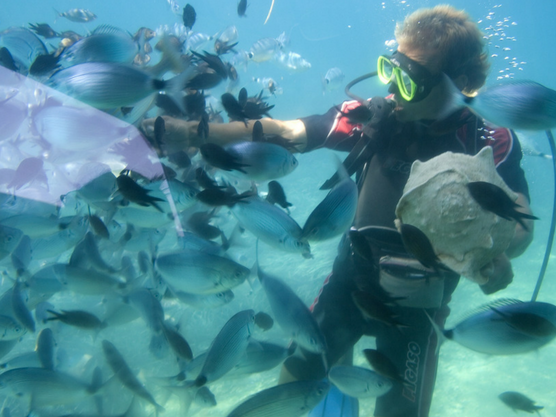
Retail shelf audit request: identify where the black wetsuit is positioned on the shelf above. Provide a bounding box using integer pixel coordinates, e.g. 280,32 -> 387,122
283,101 -> 530,417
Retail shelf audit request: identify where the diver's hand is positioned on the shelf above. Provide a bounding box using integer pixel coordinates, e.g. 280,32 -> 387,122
479,253 -> 514,294
141,116 -> 199,152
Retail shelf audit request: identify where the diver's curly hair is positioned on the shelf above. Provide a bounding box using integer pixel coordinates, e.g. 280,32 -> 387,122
395,5 -> 489,94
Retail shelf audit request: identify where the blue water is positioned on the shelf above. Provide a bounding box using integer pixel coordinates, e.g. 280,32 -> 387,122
1,0 -> 556,416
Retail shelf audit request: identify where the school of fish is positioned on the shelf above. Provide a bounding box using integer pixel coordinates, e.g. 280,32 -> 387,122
0,1 -> 554,416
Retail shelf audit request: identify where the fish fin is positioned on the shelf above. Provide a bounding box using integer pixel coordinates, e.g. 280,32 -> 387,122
423,309 -> 446,355
309,383 -> 359,417
435,73 -> 467,122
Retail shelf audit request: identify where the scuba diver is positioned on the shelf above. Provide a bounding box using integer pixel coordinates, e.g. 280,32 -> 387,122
143,5 -> 534,416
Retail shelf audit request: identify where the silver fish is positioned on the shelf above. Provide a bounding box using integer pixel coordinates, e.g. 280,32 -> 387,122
141,179 -> 199,212
102,340 -> 164,412
248,37 -> 282,63
55,8 -> 97,23
11,280 -> 35,332
443,75 -> 556,131
35,328 -> 56,370
128,288 -> 165,334
62,25 -> 139,65
0,367 -> 96,407
47,61 -> 194,110
155,249 -> 249,295
226,379 -> 330,417
224,141 -> 299,181
231,196 -> 310,256
174,290 -> 234,309
194,386 -> 216,408
10,235 -> 31,275
322,67 -> 345,92
195,309 -> 254,386
0,315 -> 25,341
274,51 -> 311,72
0,224 -> 23,261
431,298 -> 556,355
187,32 -> 213,52
328,365 -> 393,398
256,253 -> 325,353
54,264 -> 126,295
0,351 -> 40,370
31,216 -> 88,260
231,340 -> 294,376
0,215 -> 60,238
302,168 -> 358,242
69,232 -> 118,274
0,27 -> 47,70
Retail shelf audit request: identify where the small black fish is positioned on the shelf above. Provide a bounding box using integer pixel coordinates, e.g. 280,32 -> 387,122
252,120 -> 265,142
187,210 -> 222,240
266,181 -> 292,210
195,167 -> 220,189
197,112 -> 209,140
399,224 -> 446,273
227,62 -> 238,80
196,188 -> 249,207
214,40 -> 238,56
243,92 -> 275,119
363,349 -> 404,383
351,290 -> 406,328
88,214 -> 110,240
490,307 -> 556,338
237,0 -> 248,17
221,93 -> 248,126
29,52 -> 61,76
254,312 -> 274,331
29,23 -> 59,39
155,93 -> 186,117
182,4 -> 196,30
116,172 -> 165,212
238,87 -> 248,108
168,150 -> 192,168
499,391 -> 543,415
467,181 -> 538,231
200,143 -> 250,173
0,47 -> 18,72
184,91 -> 206,118
154,116 -> 166,148
191,51 -> 228,80
186,70 -> 224,90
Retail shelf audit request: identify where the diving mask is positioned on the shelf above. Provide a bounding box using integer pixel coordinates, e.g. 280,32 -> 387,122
377,51 -> 442,102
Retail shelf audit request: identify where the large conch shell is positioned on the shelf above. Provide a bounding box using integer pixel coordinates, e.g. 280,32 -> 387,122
395,146 -> 516,284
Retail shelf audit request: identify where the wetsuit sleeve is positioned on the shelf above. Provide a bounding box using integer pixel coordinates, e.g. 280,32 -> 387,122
299,101 -> 364,153
488,128 -> 531,201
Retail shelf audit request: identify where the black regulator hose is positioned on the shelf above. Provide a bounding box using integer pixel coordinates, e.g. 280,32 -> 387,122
344,71 -> 378,104
531,129 -> 556,301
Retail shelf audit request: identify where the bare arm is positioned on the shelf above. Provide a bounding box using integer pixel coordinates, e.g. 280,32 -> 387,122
142,116 -> 308,153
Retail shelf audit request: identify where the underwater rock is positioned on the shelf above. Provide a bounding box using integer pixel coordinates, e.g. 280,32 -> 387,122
395,146 -> 516,284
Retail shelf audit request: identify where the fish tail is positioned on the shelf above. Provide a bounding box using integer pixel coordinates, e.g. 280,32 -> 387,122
52,8 -> 61,24
435,73 -> 466,122
515,211 -> 538,232
163,65 -> 196,115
